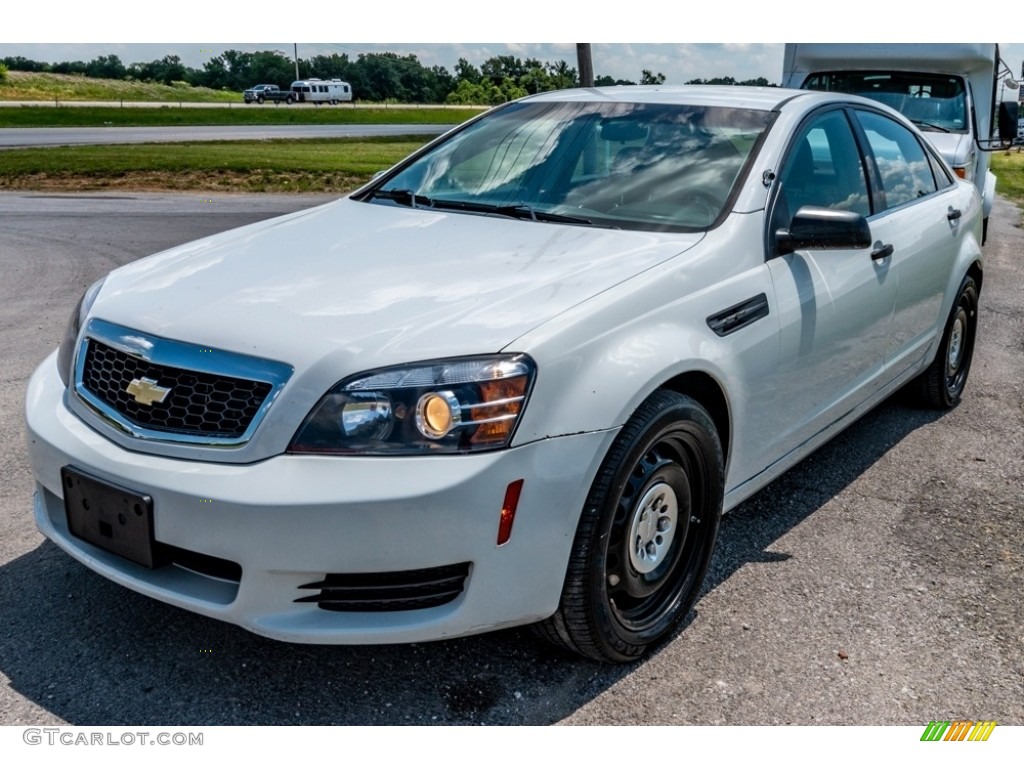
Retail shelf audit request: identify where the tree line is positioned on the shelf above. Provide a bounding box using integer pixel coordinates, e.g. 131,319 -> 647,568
1,50 -> 775,104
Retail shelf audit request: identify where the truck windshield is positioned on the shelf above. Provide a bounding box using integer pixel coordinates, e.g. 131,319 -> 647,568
804,72 -> 968,134
362,100 -> 773,232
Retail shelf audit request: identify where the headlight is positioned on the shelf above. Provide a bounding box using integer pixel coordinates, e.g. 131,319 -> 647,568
56,278 -> 106,387
288,355 -> 535,455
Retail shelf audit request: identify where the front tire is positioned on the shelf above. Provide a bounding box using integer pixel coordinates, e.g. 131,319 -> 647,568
536,390 -> 724,662
912,274 -> 979,409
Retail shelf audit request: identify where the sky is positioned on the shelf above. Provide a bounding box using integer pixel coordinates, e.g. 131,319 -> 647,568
0,43 -> 791,85
3,2 -> 1022,89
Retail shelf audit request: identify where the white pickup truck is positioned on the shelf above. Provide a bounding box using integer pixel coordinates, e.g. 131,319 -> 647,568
783,44 -> 1020,243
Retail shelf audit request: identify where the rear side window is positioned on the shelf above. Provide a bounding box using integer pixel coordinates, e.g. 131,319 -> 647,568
855,110 -> 937,209
926,147 -> 955,190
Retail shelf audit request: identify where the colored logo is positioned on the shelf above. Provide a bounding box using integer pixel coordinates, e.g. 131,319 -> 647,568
125,377 -> 171,406
920,721 -> 996,742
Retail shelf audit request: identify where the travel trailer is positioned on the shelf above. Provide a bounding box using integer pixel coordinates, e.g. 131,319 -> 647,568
290,79 -> 353,105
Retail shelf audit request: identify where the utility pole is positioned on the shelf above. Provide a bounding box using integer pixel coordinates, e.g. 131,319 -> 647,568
294,44 -> 300,81
577,44 -> 594,88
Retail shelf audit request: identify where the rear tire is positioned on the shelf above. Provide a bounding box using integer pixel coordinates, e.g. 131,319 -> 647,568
912,274 -> 979,409
536,390 -> 724,662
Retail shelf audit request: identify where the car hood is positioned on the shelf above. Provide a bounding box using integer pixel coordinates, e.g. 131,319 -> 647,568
91,198 -> 703,372
919,131 -> 970,168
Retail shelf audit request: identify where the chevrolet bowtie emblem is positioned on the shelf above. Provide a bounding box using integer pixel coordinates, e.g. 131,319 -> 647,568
125,377 -> 171,406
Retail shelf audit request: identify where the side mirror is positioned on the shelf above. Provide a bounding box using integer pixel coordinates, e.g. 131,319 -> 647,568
998,101 -> 1020,142
775,206 -> 872,255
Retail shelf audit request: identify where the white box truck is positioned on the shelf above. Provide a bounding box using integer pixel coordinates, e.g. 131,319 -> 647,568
783,44 -> 1020,243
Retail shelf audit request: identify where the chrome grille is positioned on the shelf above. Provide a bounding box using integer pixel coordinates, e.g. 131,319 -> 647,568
73,319 -> 292,447
81,340 -> 273,438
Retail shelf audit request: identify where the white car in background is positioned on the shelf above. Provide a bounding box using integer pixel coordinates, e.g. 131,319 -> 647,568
26,86 -> 983,662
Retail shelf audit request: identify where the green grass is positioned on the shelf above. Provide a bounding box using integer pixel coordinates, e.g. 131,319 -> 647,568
0,70 -> 236,103
0,105 -> 482,128
0,136 -> 433,193
0,71 -> 485,128
990,149 -> 1024,208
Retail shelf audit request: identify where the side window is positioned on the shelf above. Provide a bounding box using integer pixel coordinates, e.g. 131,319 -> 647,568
855,110 -> 938,209
776,109 -> 871,225
926,148 -> 955,190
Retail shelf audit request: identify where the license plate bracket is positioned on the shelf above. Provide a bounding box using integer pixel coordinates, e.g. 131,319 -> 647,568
62,466 -> 162,569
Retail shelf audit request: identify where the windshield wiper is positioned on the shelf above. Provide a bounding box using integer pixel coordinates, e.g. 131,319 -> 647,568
365,188 -> 433,208
498,205 -> 593,225
428,199 -> 592,225
910,120 -> 950,133
366,192 -> 593,225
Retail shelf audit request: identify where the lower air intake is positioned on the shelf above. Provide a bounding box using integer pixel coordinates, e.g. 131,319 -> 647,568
295,562 -> 471,612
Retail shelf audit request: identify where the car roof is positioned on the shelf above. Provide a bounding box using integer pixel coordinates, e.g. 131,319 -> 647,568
521,85 -> 861,113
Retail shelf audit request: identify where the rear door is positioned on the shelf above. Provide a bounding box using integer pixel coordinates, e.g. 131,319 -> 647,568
851,108 -> 964,380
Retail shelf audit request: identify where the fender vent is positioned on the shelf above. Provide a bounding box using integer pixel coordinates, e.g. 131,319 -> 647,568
295,562 -> 471,612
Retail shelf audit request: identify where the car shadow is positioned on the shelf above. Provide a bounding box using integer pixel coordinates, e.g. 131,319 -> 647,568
0,397 -> 943,726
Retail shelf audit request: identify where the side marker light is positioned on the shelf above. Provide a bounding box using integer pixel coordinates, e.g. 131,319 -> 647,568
497,479 -> 524,546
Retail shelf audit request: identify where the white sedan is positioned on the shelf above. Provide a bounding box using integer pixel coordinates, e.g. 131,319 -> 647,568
25,86 -> 982,662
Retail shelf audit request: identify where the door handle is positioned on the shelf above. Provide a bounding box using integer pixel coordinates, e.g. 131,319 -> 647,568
947,208 -> 962,221
871,243 -> 894,261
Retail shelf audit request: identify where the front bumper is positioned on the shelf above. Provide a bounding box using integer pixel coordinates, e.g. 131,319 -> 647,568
26,352 -> 616,644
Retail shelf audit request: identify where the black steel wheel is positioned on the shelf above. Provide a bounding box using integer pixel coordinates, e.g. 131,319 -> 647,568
536,390 -> 724,662
913,274 -> 979,409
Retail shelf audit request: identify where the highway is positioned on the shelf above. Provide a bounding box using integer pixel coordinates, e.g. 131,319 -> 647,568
0,123 -> 454,148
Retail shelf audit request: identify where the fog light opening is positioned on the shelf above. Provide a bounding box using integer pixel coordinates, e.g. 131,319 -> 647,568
497,479 -> 524,546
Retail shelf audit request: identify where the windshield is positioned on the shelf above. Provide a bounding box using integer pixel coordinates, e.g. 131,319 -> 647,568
804,72 -> 968,134
362,100 -> 774,231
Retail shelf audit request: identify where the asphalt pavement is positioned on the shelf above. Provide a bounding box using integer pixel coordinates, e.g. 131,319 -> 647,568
0,124 -> 453,149
0,191 -> 1021,726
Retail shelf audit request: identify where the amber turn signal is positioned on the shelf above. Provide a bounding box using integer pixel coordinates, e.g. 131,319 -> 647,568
497,479 -> 524,545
